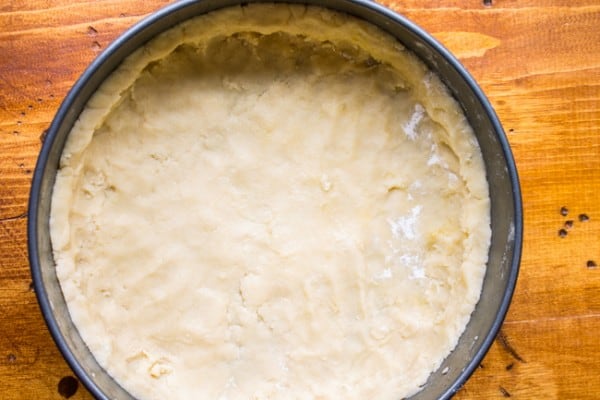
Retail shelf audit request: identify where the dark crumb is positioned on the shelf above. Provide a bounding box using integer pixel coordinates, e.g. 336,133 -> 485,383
506,362 -> 514,371
496,330 -> 526,363
499,386 -> 511,397
7,353 -> 16,363
564,220 -> 574,229
587,260 -> 597,269
508,128 -> 514,132
28,281 -> 35,292
558,229 -> 568,238
57,376 -> 79,398
478,363 -> 485,369
579,213 -> 590,222
560,206 -> 569,216
483,0 -> 492,6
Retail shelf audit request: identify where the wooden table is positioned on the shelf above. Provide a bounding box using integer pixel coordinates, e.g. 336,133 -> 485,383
1,0 -> 598,398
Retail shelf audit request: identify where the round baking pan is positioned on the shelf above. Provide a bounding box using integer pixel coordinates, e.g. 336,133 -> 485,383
28,0 -> 522,399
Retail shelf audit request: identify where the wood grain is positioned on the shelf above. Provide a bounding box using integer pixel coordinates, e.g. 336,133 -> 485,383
1,0 -> 599,398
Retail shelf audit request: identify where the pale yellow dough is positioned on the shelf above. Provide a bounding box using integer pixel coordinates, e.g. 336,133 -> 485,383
50,4 -> 490,400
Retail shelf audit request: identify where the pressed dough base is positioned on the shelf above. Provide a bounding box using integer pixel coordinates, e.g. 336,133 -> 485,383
50,4 -> 491,400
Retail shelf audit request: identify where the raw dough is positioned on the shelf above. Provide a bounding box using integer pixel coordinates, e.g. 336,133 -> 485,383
50,4 -> 490,400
